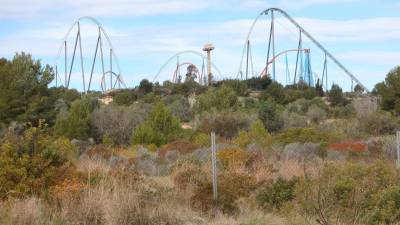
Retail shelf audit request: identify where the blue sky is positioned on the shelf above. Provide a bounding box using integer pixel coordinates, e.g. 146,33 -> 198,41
1,0 -> 400,91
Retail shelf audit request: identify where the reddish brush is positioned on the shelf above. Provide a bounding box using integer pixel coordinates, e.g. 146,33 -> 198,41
327,141 -> 367,152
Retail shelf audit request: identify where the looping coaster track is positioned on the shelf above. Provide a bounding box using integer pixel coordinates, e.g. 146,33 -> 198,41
153,50 -> 222,84
54,16 -> 126,93
238,8 -> 368,92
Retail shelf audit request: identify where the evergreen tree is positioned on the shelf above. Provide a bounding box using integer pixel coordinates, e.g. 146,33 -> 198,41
131,102 -> 182,146
55,98 -> 97,140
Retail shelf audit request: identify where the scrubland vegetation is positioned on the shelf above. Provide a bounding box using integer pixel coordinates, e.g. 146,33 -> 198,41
2,53 -> 400,224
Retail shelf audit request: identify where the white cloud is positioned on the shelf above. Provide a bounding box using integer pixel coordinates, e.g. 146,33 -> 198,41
277,0 -> 363,9
0,0 -> 366,20
0,0 -> 209,19
337,51 -> 400,66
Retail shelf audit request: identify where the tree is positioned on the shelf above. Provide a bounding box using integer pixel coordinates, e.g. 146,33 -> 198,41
0,53 -> 54,124
138,79 -> 153,95
354,84 -> 364,95
131,102 -> 182,146
374,66 -> 400,114
92,103 -> 151,145
55,98 -> 97,140
163,95 -> 193,122
328,84 -> 347,107
258,100 -> 283,133
196,84 -> 238,112
113,89 -> 137,106
246,76 -> 272,90
262,82 -> 285,104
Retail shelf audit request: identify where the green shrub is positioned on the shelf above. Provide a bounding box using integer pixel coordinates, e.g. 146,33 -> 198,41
368,185 -> 400,224
328,84 -> 348,107
233,120 -> 271,148
257,177 -> 298,210
258,100 -> 283,133
92,103 -> 151,145
199,111 -> 251,139
143,92 -> 161,103
262,82 -> 285,104
190,171 -> 257,213
374,66 -> 400,114
359,110 -> 399,135
294,161 -> 400,225
164,95 -> 192,122
54,98 -> 97,140
0,121 -> 74,198
131,102 -> 182,146
138,79 -> 153,95
275,127 -> 335,145
191,132 -> 210,148
217,147 -> 253,169
112,89 -> 137,106
332,104 -> 356,118
195,84 -> 238,112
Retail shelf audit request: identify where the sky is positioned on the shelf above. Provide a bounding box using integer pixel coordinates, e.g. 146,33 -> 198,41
1,0 -> 400,91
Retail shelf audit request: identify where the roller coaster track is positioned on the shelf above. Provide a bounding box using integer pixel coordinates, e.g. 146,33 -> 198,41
237,8 -> 368,92
54,16 -> 126,93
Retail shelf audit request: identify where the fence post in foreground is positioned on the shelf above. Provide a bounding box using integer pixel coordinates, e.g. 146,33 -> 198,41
211,131 -> 218,214
396,131 -> 400,168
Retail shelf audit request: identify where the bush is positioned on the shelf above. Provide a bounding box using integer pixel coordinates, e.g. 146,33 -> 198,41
0,121 -> 75,198
195,84 -> 238,112
258,100 -> 283,133
191,132 -> 210,148
217,79 -> 248,96
257,177 -> 298,210
246,76 -> 272,90
233,120 -> 272,148
332,104 -> 356,118
359,111 -> 399,135
138,79 -> 153,95
164,95 -> 192,122
374,66 -> 400,114
217,147 -> 253,169
275,127 -> 335,145
131,102 -> 182,146
262,82 -> 285,104
112,89 -> 137,106
173,162 -> 258,214
190,171 -> 257,213
55,98 -> 98,140
307,105 -> 327,124
282,111 -> 308,129
328,84 -> 348,107
294,161 -> 400,225
92,103 -> 151,145
199,111 -> 251,139
143,92 -> 161,103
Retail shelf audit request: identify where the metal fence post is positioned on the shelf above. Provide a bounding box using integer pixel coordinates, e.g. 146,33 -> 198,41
396,131 -> 400,168
211,131 -> 218,214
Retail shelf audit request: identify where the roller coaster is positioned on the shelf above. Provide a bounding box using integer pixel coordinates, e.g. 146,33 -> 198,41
238,8 -> 367,92
53,16 -> 126,93
152,50 -> 222,85
52,8 -> 367,92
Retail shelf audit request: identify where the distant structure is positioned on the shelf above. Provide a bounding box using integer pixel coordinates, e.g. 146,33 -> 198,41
53,16 -> 126,93
237,7 -> 368,92
203,43 -> 215,86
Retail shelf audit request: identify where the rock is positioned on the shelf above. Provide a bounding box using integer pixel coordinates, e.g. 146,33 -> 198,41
109,155 -> 130,168
135,158 -> 158,176
282,143 -> 320,161
165,150 -> 180,164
